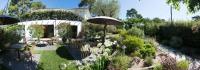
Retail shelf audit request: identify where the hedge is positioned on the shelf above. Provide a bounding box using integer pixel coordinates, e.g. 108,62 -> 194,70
20,10 -> 83,21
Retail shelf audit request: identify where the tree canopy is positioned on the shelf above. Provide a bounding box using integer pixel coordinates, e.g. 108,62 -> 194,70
9,0 -> 31,16
31,2 -> 46,10
152,18 -> 165,23
8,0 -> 45,16
79,0 -> 119,18
125,8 -> 165,24
167,0 -> 200,13
79,0 -> 96,8
91,0 -> 119,18
126,8 -> 143,19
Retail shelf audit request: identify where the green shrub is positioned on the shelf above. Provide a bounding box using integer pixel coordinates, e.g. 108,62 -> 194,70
144,22 -> 162,36
144,57 -> 153,67
169,36 -> 183,48
107,25 -> 117,34
139,44 -> 156,58
124,18 -> 144,29
117,29 -> 128,37
90,56 -> 109,70
122,36 -> 144,55
130,50 -> 141,57
112,55 -> 132,70
56,23 -> 73,37
110,34 -> 124,46
145,37 -> 157,46
84,23 -> 104,33
127,27 -> 144,38
0,25 -> 23,51
157,22 -> 200,48
83,23 -> 104,41
56,23 -> 73,43
153,63 -> 163,70
177,60 -> 189,70
111,29 -> 128,44
111,34 -> 120,41
29,25 -> 45,41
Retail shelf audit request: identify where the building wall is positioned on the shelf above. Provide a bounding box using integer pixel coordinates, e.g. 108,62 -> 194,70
18,20 -> 82,41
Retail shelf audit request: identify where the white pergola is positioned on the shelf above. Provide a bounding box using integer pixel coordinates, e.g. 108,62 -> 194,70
18,20 -> 82,41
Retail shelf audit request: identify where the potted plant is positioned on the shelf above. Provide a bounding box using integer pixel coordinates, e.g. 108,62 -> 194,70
28,24 -> 45,44
56,23 -> 73,45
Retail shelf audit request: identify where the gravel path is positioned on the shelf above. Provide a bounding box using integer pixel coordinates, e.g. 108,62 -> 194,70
128,41 -> 200,70
154,42 -> 200,70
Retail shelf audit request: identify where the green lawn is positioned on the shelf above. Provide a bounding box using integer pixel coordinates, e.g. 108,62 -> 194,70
37,47 -> 77,70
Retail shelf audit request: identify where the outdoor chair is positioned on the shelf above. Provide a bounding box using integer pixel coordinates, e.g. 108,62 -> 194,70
47,40 -> 53,45
52,37 -> 58,44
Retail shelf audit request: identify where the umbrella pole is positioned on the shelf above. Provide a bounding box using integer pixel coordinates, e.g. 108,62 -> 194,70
102,24 -> 107,45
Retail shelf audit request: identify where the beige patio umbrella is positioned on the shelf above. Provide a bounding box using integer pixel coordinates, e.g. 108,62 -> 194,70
87,16 -> 122,45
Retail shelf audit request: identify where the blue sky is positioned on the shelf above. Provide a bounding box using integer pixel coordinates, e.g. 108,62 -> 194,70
1,0 -> 200,20
0,0 -> 7,11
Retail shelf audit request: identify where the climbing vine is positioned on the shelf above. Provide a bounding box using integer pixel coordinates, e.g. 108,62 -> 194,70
20,10 -> 83,21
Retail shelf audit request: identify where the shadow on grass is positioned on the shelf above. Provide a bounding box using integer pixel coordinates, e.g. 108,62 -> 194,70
56,47 -> 74,60
36,44 -> 47,47
2,57 -> 38,70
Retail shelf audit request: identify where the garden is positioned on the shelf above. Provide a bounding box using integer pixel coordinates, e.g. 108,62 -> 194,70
36,48 -> 77,70
1,0 -> 200,70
